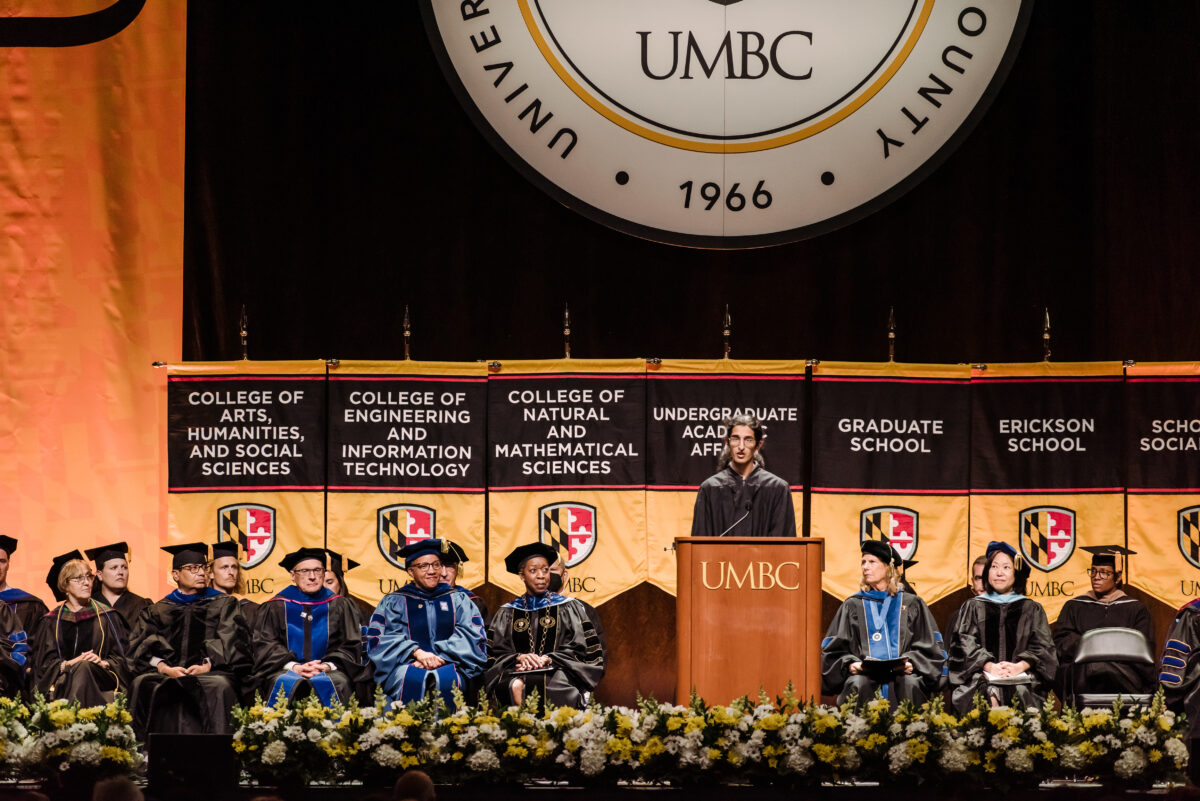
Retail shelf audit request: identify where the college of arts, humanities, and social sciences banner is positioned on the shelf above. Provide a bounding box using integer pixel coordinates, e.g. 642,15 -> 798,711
970,362 -> 1125,620
167,361 -> 328,601
486,360 -> 646,606
325,361 -> 488,607
644,360 -> 806,595
1125,362 -> 1200,608
810,362 -> 970,604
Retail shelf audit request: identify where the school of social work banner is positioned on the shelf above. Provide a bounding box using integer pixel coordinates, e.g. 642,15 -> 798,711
325,361 -> 487,606
167,361 -> 328,601
969,362 -> 1125,620
486,360 -> 646,606
1125,363 -> 1200,608
644,360 -> 806,595
810,363 -> 970,604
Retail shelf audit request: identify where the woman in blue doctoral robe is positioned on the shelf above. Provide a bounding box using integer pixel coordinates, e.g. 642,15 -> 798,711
365,538 -> 486,708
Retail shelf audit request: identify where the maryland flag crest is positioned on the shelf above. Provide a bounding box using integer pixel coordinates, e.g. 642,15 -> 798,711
1019,506 -> 1075,572
217,503 -> 276,569
1179,506 -> 1200,570
859,506 -> 918,561
377,504 -> 436,568
539,502 -> 597,568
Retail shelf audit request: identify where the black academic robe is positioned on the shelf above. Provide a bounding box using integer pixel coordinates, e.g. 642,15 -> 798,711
485,593 -> 605,710
251,586 -> 364,706
0,602 -> 28,695
1159,600 -> 1200,737
949,595 -> 1058,713
0,588 -> 49,641
128,589 -> 250,734
238,597 -> 260,631
1052,592 -> 1155,697
107,591 -> 151,630
456,585 -> 490,627
31,601 -> 130,706
690,465 -> 796,538
820,590 -> 945,705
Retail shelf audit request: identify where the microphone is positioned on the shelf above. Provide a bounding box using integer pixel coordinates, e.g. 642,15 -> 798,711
717,501 -> 753,537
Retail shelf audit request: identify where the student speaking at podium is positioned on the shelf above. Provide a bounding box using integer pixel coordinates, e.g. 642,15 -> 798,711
689,414 -> 796,538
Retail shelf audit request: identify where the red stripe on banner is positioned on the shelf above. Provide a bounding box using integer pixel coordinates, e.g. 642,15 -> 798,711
970,487 -> 1124,494
328,376 -> 487,383
1126,376 -> 1200,383
169,485 -> 324,492
488,374 -> 642,380
168,375 -> 325,382
811,377 -> 968,384
812,487 -> 966,495
646,374 -> 805,381
489,484 -> 645,491
1127,487 -> 1200,494
646,484 -> 806,491
328,486 -> 486,493
971,377 -> 1123,383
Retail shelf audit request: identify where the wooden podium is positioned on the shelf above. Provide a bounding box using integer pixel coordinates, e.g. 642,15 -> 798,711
675,537 -> 824,705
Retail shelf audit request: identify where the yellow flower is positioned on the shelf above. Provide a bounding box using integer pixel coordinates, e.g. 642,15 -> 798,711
640,737 -> 666,759
401,755 -> 420,769
504,745 -> 529,758
302,706 -> 325,722
1149,749 -> 1163,763
811,714 -> 839,734
79,707 -> 102,722
812,744 -> 840,764
452,752 -> 463,761
666,717 -> 684,732
48,708 -> 76,728
100,746 -> 133,765
565,739 -> 580,752
909,740 -> 931,763
755,713 -> 787,732
1082,711 -> 1112,730
706,748 -> 723,761
855,733 -> 887,751
988,708 -> 1014,727
394,710 -> 417,727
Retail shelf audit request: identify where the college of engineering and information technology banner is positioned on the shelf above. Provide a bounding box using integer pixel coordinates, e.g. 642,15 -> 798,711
810,363 -> 970,604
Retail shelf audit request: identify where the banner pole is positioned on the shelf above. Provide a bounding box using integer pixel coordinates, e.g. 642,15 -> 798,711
563,303 -> 572,359
1042,307 -> 1052,362
722,304 -> 731,359
887,306 -> 896,362
403,305 -> 411,360
239,304 -> 249,361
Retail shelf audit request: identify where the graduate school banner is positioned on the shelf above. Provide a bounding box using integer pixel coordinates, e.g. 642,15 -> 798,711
970,362 -> 1125,620
810,362 -> 971,604
487,360 -> 646,606
1125,363 -> 1200,608
325,361 -> 488,607
166,361 -> 328,601
644,360 -> 806,595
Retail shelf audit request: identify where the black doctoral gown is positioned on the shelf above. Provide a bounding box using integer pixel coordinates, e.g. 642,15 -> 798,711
485,592 -> 605,710
0,602 -> 29,694
128,588 -> 250,734
689,465 -> 797,538
251,586 -> 364,706
1159,600 -> 1200,737
1052,592 -> 1155,698
0,588 -> 49,641
238,597 -> 260,630
107,591 -> 151,630
32,601 -> 130,706
949,595 -> 1058,713
820,590 -> 945,705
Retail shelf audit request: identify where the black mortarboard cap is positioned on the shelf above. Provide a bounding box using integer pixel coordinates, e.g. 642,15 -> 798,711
441,540 -> 470,565
397,538 -> 450,567
279,547 -> 327,571
1081,544 -> 1134,570
84,542 -> 130,569
0,535 -> 17,557
503,542 -> 558,575
861,539 -> 902,567
162,542 -> 209,570
325,549 -> 360,574
46,550 -> 85,602
210,541 -> 241,561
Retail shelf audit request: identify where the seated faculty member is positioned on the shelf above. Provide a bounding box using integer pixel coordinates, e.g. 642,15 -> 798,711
85,542 -> 151,630
252,548 -> 364,706
0,535 -> 50,635
32,553 -> 129,705
690,414 -> 796,538
548,555 -> 607,663
209,541 -> 260,629
948,541 -> 1057,712
821,540 -> 945,705
366,538 -> 486,708
324,549 -> 374,625
1053,545 -> 1154,698
485,543 -> 605,709
1160,596 -> 1200,740
129,542 -> 250,734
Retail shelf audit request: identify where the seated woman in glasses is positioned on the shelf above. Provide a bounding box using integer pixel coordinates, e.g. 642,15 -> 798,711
1052,545 -> 1155,697
31,552 -> 130,705
365,539 -> 486,708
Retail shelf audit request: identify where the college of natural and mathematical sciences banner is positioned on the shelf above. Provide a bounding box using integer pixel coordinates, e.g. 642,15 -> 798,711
325,361 -> 487,607
811,363 -> 970,604
1125,363 -> 1200,608
645,360 -> 806,595
167,361 -> 327,601
970,362 -> 1125,620
487,360 -> 646,606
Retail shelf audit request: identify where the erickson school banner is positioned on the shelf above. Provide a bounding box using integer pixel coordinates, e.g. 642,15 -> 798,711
167,361 -> 328,601
970,362 -> 1125,620
325,361 -> 488,607
645,360 -> 806,595
487,360 -> 646,606
810,362 -> 970,604
1125,363 -> 1200,608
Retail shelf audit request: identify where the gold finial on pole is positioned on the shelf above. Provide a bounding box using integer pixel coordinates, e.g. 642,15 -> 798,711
403,305 -> 412,361
239,304 -> 249,361
1042,307 -> 1052,362
887,306 -> 896,363
722,304 -> 731,359
563,303 -> 572,359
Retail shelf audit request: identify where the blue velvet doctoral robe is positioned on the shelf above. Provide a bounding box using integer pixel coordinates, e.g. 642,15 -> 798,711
365,582 -> 486,708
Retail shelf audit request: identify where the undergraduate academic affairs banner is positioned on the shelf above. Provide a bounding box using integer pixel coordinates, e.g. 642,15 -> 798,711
970,362 -> 1125,620
325,361 -> 487,606
487,360 -> 646,606
810,362 -> 970,604
644,359 -> 806,595
1125,363 -> 1200,608
167,361 -> 328,601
